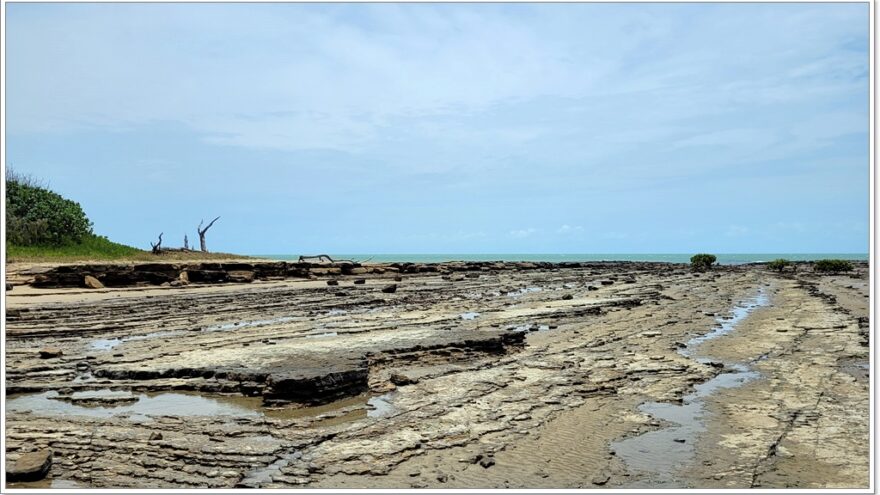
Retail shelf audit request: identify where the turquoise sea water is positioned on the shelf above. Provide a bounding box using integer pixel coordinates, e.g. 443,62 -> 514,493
256,253 -> 868,265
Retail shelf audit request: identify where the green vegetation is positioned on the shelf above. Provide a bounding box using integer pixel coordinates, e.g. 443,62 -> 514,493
814,259 -> 854,273
5,168 -> 253,263
767,258 -> 791,272
7,234 -> 144,261
4,168 -> 145,261
690,253 -> 717,271
6,170 -> 93,245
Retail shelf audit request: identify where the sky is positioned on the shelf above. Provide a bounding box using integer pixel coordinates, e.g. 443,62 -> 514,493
4,3 -> 870,254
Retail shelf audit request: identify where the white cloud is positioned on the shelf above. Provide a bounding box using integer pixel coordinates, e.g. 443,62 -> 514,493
725,225 -> 750,237
7,2 -> 867,159
773,221 -> 807,233
556,224 -> 584,234
509,228 -> 537,238
601,231 -> 630,240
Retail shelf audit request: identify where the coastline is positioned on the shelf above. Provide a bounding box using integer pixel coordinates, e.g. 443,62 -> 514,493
254,253 -> 870,265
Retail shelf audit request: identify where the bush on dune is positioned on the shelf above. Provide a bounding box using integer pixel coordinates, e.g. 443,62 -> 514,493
5,168 -> 146,261
6,170 -> 93,246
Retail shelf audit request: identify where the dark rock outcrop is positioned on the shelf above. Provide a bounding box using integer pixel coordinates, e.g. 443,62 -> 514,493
39,348 -> 63,359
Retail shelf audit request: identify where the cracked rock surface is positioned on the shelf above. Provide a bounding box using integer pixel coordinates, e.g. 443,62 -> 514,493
4,261 -> 869,488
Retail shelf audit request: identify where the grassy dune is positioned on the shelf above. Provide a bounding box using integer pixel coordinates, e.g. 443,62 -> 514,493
6,235 -> 251,263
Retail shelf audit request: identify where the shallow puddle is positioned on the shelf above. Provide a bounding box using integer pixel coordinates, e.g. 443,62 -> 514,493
203,315 -> 297,332
612,288 -> 769,485
306,331 -> 339,339
89,330 -> 187,351
258,393 -> 370,421
7,390 -> 262,422
366,393 -> 396,418
7,389 -> 393,426
460,312 -> 481,320
680,290 -> 769,356
506,287 -> 542,298
507,323 -> 550,332
6,478 -> 85,489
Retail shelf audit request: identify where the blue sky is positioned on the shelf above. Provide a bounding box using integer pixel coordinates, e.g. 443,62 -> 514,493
5,3 -> 869,254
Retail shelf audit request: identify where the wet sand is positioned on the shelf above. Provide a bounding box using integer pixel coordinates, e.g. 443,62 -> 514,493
3,261 -> 869,489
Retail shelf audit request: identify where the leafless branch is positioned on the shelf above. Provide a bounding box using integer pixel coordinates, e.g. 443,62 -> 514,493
150,233 -> 164,254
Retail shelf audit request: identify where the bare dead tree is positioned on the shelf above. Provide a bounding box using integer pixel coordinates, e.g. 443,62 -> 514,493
197,216 -> 220,253
150,233 -> 164,254
183,234 -> 189,251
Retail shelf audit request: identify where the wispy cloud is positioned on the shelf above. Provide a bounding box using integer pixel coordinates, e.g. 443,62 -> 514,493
725,225 -> 750,237
7,3 -> 868,160
509,228 -> 537,239
556,224 -> 584,234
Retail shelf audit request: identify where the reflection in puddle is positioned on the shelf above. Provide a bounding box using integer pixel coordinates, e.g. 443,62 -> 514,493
508,323 -> 550,333
506,287 -> 542,298
7,391 -> 262,422
680,290 -> 769,356
90,338 -> 121,350
6,478 -> 84,489
367,393 -> 395,418
48,389 -> 140,407
8,390 -> 393,426
612,288 -> 769,486
89,330 -> 187,351
204,316 -> 297,332
306,331 -> 338,339
612,368 -> 760,482
460,312 -> 481,320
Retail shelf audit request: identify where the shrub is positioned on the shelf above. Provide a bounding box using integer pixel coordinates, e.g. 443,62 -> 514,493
814,259 -> 853,273
690,253 -> 717,271
767,259 -> 791,272
6,173 -> 93,246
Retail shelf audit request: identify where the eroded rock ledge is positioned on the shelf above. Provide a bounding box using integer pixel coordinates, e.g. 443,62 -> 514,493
85,330 -> 527,405
23,260 -> 687,288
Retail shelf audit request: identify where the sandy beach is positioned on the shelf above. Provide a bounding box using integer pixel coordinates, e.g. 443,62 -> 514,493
2,260 -> 869,489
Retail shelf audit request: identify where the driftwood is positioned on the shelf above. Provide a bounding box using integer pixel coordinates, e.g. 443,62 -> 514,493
150,233 -> 163,254
197,216 -> 220,253
298,254 -> 357,264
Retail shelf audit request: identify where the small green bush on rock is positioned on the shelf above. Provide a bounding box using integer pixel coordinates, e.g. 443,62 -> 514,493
690,253 -> 717,271
814,259 -> 853,273
767,259 -> 791,272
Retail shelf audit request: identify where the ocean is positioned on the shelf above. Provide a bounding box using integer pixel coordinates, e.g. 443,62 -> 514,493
256,253 -> 869,265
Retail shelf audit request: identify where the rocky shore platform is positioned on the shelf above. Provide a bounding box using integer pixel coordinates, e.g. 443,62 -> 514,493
4,260 -> 869,489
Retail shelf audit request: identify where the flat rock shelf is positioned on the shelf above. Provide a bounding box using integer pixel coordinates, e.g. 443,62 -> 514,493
4,261 -> 869,489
